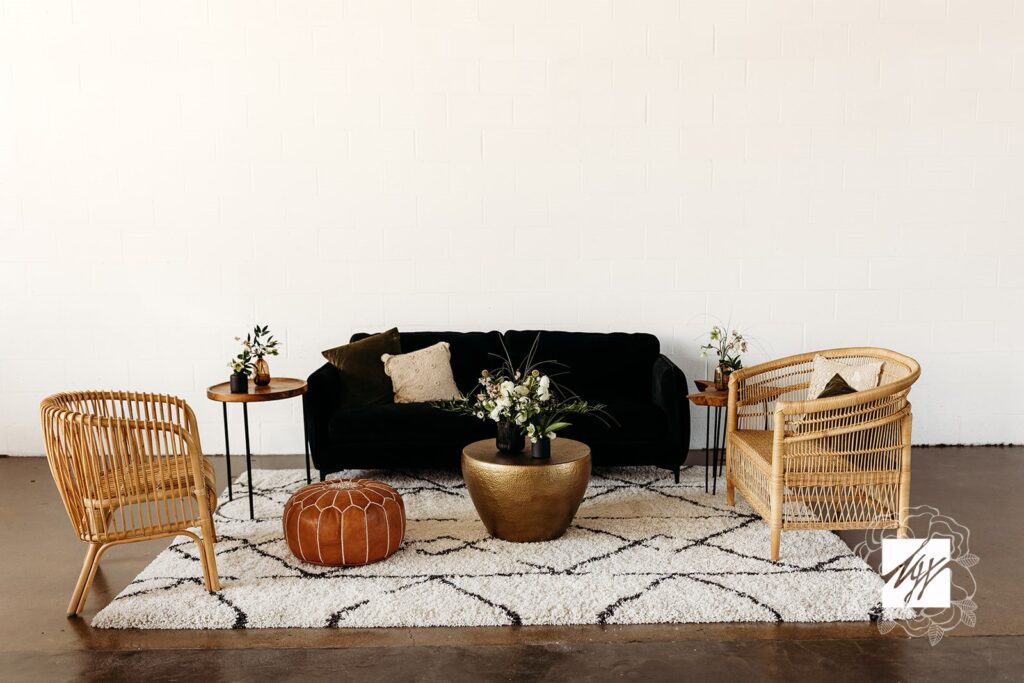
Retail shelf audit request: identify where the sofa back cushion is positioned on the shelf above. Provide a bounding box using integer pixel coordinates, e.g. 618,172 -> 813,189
382,342 -> 462,403
322,328 -> 401,407
351,331 -> 503,394
501,330 -> 660,401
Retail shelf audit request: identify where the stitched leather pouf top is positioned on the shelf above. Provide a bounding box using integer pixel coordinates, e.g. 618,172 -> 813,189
282,480 -> 406,566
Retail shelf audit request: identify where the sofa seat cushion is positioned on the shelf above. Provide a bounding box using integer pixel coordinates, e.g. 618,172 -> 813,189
556,400 -> 668,445
329,403 -> 493,444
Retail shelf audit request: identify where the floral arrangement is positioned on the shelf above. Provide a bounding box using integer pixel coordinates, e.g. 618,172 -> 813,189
437,335 -> 608,444
228,324 -> 280,376
700,325 -> 747,372
469,368 -> 603,443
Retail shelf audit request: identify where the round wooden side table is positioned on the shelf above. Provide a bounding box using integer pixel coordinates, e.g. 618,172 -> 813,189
687,380 -> 728,494
207,377 -> 310,520
461,438 -> 591,542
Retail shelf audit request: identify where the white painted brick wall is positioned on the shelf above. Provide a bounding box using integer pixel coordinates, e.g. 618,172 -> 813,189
1,0 -> 1022,455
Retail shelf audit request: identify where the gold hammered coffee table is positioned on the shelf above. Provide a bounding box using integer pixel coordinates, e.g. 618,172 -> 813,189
461,438 -> 591,542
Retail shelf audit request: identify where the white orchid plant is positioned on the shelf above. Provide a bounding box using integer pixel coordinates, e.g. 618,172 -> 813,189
436,334 -> 610,443
700,325 -> 748,371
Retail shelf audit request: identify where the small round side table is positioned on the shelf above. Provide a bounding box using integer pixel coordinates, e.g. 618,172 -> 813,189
461,438 -> 591,543
687,380 -> 728,494
207,377 -> 310,520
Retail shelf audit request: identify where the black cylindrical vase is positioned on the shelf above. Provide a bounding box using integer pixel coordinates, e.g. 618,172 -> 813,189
531,438 -> 551,459
496,421 -> 525,454
229,372 -> 249,393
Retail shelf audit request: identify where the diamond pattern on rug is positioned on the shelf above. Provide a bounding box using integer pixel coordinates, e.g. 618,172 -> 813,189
92,466 -> 890,629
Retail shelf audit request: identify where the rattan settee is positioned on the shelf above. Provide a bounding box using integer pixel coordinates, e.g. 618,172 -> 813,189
725,348 -> 921,562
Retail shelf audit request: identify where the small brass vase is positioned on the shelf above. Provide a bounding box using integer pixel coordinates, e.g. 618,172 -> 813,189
714,364 -> 731,391
253,357 -> 271,386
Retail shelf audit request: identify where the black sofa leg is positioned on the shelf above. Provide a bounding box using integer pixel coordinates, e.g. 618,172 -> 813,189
673,466 -> 680,484
319,470 -> 327,482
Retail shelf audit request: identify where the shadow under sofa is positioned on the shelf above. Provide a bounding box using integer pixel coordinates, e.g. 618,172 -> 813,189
303,330 -> 690,481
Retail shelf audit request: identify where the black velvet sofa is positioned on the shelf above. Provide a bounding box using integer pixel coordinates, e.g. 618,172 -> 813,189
304,330 -> 690,481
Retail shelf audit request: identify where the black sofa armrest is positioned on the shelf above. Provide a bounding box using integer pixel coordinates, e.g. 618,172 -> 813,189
303,362 -> 343,472
652,354 -> 690,458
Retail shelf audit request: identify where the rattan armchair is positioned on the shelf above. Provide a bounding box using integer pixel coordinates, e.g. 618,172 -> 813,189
40,391 -> 221,616
725,348 -> 920,562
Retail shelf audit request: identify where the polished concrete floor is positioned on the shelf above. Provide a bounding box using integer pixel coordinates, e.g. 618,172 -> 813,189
1,447 -> 1022,681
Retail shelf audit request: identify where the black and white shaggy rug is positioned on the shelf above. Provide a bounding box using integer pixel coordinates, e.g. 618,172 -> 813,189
93,467 -> 890,629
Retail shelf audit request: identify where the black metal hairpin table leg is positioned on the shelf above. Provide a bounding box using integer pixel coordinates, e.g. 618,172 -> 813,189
704,407 -> 711,492
720,407 -> 727,478
722,408 -> 728,478
222,402 -> 233,501
243,403 -> 254,520
712,407 -> 720,494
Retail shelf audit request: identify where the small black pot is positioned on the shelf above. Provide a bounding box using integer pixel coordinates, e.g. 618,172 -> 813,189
531,438 -> 551,459
496,421 -> 525,454
229,372 -> 249,394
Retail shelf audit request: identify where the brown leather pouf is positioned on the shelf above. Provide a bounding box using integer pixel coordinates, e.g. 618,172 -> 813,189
282,480 -> 405,566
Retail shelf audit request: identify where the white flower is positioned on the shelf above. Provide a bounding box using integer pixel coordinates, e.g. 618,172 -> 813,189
537,375 -> 551,402
515,384 -> 529,396
489,397 -> 510,422
549,432 -> 557,440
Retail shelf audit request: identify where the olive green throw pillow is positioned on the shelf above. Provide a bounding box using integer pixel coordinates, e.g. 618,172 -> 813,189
817,373 -> 857,399
322,328 -> 401,407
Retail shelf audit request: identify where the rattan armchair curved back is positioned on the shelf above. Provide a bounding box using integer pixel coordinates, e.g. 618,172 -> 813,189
724,348 -> 920,562
40,391 -> 220,616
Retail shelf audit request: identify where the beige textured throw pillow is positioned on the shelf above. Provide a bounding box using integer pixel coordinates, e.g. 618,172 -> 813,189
806,354 -> 884,400
381,342 -> 462,404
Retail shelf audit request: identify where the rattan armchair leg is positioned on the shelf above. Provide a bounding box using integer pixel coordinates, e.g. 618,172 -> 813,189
193,536 -> 214,592
67,543 -> 101,617
193,484 -> 221,592
71,542 -> 116,616
200,528 -> 220,592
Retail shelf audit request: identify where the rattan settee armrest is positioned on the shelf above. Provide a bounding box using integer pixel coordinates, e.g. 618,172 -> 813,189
774,367 -> 919,417
726,354 -> 815,432
773,373 -> 917,447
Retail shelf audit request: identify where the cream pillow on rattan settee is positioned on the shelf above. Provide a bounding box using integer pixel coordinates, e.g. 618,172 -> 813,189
806,354 -> 883,400
381,342 -> 462,403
